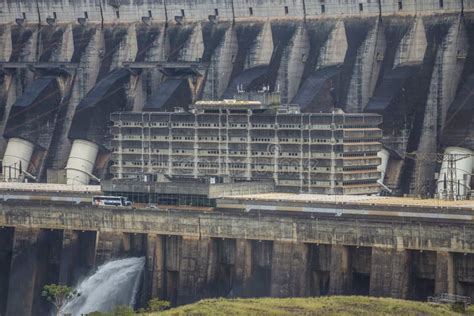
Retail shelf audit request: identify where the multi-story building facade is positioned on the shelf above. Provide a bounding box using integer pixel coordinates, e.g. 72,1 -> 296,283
110,100 -> 382,194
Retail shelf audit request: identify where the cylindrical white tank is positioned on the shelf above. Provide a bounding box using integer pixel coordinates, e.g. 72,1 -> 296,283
65,139 -> 99,185
377,148 -> 390,184
3,137 -> 35,181
437,147 -> 473,199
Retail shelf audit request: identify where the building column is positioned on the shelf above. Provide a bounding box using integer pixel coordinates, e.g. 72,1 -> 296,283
177,236 -> 213,305
435,251 -> 455,295
234,239 -> 252,296
5,227 -> 40,316
369,247 -> 411,298
270,241 -> 309,297
329,244 -> 351,294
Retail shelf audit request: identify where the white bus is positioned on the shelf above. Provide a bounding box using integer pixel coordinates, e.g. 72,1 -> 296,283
92,196 -> 132,207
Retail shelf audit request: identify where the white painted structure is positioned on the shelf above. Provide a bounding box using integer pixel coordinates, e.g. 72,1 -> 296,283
65,139 -> 99,185
437,147 -> 473,199
2,138 -> 35,181
377,148 -> 390,185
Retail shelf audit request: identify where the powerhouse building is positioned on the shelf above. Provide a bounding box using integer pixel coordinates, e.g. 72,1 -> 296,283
110,100 -> 382,195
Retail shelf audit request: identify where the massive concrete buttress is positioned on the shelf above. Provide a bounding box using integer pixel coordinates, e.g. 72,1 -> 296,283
0,24 -> 12,62
346,19 -> 386,113
412,16 -> 469,195
246,21 -> 273,69
317,20 -> 348,69
394,17 -> 428,67
276,25 -> 310,103
178,23 -> 205,62
203,25 -> 238,99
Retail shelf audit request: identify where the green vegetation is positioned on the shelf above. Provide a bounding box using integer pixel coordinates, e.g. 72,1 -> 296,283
89,299 -> 171,316
154,296 -> 474,316
89,305 -> 135,316
41,284 -> 79,316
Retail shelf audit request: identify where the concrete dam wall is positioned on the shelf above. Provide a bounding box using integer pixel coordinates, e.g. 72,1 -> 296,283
0,1 -> 474,194
0,201 -> 473,315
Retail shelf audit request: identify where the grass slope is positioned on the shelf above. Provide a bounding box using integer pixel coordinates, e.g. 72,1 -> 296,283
156,296 -> 474,316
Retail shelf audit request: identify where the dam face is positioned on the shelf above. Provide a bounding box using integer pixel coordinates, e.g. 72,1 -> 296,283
0,1 -> 472,195
1,1 -> 474,314
0,200 -> 473,314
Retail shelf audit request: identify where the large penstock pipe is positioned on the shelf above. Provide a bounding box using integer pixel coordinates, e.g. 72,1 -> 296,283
65,139 -> 99,185
2,137 -> 34,180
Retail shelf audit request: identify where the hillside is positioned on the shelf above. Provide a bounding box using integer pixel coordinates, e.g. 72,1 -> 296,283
156,296 -> 474,316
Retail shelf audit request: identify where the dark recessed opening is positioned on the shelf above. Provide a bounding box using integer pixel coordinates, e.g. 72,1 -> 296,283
249,7 -> 253,16
84,11 -> 88,19
53,11 -> 57,19
284,6 -> 289,15
359,3 -> 363,12
148,10 -> 152,17
22,12 -> 26,19
214,8 -> 219,16
439,0 -> 444,8
398,1 -> 403,10
115,10 -> 120,19
181,9 -> 185,17
321,4 -> 326,14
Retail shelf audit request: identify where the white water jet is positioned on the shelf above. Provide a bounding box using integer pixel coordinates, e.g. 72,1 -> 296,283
62,257 -> 145,315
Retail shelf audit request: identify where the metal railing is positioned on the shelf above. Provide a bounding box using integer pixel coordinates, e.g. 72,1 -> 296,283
428,293 -> 471,306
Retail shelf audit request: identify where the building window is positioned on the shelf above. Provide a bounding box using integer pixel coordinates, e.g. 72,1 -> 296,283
321,4 -> 326,14
84,11 -> 89,19
249,7 -> 253,16
181,9 -> 185,17
22,12 -> 26,19
284,6 -> 289,15
115,10 -> 120,19
398,1 -> 403,10
359,3 -> 363,12
214,8 -> 219,16
439,0 -> 444,8
53,12 -> 57,19
148,10 -> 152,17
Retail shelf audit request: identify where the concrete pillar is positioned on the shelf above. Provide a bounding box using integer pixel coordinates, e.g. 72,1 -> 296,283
177,236 -> 213,305
31,230 -> 63,316
0,227 -> 14,316
329,244 -> 351,295
270,241 -> 309,297
369,247 -> 411,298
234,239 -> 252,296
143,234 -> 165,300
95,231 -> 124,266
58,229 -> 79,286
5,227 -> 40,316
435,251 -> 455,295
